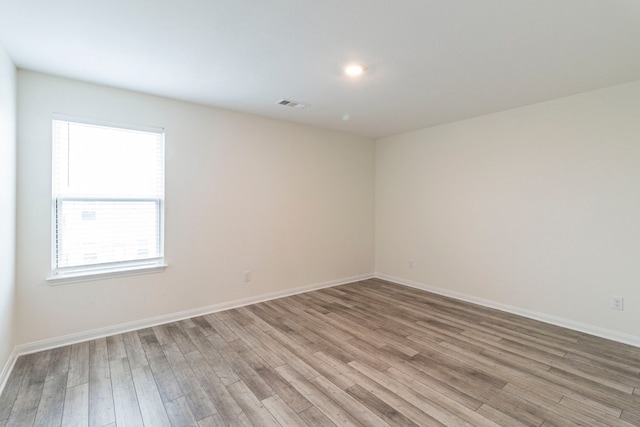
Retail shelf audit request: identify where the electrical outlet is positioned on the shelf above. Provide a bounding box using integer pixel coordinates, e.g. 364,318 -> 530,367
243,271 -> 251,283
409,259 -> 414,269
611,295 -> 624,311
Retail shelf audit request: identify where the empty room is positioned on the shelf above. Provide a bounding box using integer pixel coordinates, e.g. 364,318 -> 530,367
1,1 -> 639,426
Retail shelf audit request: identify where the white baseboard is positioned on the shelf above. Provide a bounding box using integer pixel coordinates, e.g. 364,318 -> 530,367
5,270 -> 636,396
0,272 -> 374,395
0,347 -> 18,399
375,273 -> 640,348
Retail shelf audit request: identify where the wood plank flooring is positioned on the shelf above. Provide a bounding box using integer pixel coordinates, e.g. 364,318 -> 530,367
1,278 -> 639,426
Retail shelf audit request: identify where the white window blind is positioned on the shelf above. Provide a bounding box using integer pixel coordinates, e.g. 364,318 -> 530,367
52,118 -> 165,278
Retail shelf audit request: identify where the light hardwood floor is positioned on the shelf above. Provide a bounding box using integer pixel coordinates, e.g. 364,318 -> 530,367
1,278 -> 639,426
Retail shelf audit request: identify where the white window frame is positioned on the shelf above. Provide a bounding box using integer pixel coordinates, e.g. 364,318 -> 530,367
47,115 -> 167,285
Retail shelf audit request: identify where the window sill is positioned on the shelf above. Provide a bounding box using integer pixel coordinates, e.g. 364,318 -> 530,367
47,263 -> 168,285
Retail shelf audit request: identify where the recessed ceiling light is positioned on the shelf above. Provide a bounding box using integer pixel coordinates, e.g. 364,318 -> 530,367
344,64 -> 365,77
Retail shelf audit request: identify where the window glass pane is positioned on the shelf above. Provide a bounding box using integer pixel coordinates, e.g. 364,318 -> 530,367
55,122 -> 163,197
56,200 -> 161,268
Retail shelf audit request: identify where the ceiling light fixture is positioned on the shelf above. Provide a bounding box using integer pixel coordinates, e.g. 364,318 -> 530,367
344,64 -> 365,77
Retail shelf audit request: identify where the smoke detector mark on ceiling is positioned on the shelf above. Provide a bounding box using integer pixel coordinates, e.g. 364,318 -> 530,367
277,99 -> 308,109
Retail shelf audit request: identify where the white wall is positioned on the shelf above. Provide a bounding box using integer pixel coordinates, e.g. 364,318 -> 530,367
376,81 -> 640,341
14,68 -> 640,349
0,46 -> 16,378
16,71 -> 375,345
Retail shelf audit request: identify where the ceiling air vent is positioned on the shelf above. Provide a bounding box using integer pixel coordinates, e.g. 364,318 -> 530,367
277,99 -> 308,109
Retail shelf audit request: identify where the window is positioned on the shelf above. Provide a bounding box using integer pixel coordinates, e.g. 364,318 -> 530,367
50,117 -> 165,282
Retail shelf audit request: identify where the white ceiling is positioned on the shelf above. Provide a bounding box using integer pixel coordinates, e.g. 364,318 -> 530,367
1,1 -> 639,138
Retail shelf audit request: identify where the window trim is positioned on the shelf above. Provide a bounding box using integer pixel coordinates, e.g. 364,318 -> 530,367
49,114 -> 166,284
47,263 -> 168,285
